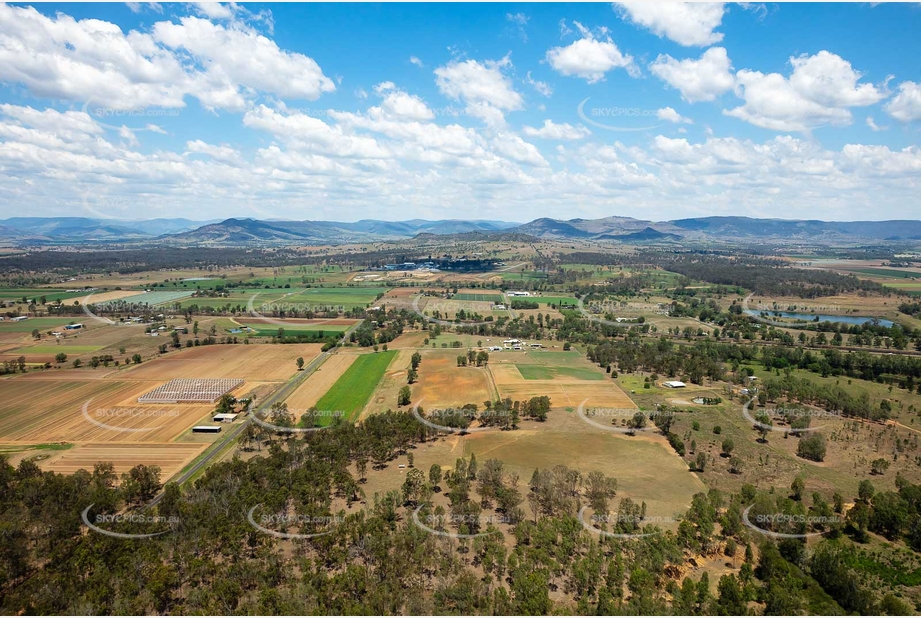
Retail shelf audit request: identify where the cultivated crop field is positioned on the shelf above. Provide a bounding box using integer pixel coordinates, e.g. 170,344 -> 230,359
516,364 -> 604,381
262,286 -> 386,309
96,290 -> 194,307
122,343 -> 321,382
0,378 -> 215,443
0,288 -> 89,302
314,350 -> 397,420
452,292 -> 503,302
283,353 -> 358,413
75,289 -> 148,305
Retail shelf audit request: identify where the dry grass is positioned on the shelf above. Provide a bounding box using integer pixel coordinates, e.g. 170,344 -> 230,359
358,411 -> 705,523
489,352 -> 636,409
410,351 -> 494,410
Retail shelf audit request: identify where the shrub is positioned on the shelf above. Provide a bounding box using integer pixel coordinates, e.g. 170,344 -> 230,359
667,432 -> 686,456
797,433 -> 826,462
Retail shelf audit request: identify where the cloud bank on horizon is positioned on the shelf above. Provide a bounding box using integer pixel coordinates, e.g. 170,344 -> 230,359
0,1 -> 919,223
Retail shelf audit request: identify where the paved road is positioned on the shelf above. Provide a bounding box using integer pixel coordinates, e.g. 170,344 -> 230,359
150,322 -> 362,502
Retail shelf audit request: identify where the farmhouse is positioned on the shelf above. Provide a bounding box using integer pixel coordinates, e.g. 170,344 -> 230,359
662,381 -> 687,388
212,413 -> 238,423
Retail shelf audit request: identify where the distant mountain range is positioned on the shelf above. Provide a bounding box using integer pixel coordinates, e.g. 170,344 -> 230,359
0,216 -> 519,244
2,215 -> 921,245
0,217 -> 217,242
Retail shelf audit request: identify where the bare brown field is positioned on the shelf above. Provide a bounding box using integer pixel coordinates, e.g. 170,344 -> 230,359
379,287 -> 418,298
122,343 -> 321,382
284,354 -> 357,412
8,368 -> 119,380
0,332 -> 24,347
0,378 -> 214,443
37,442 -> 206,479
386,330 -> 428,348
0,352 -> 56,364
377,288 -> 421,310
409,351 -> 494,410
362,348 -> 496,417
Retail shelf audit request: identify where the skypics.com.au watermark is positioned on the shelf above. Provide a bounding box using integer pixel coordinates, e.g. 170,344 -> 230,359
577,98 -> 661,132
742,505 -> 842,539
411,505 -> 512,539
411,401 -> 510,434
246,505 -> 344,540
289,105 -> 464,119
255,302 -> 345,315
576,400 -> 667,435
249,403 -> 346,435
411,295 -> 497,327
83,99 -> 179,133
741,399 -> 839,434
575,298 -> 667,329
577,506 -> 677,539
81,400 -> 180,434
81,505 -> 178,540
80,295 -> 186,325
80,192 -> 134,220
749,301 -> 842,314
741,293 -> 859,329
247,291 -> 349,329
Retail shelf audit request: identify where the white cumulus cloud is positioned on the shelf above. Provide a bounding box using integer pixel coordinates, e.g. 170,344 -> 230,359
657,107 -> 693,124
885,81 -> 921,122
650,47 -> 734,103
434,55 -> 523,126
546,22 -> 636,83
615,2 -> 726,47
523,120 -> 590,140
726,51 -> 887,131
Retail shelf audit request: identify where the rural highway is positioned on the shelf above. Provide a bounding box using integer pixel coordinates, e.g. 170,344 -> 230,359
150,321 -> 362,503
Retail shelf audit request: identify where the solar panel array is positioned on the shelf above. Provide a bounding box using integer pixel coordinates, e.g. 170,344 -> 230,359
138,378 -> 244,403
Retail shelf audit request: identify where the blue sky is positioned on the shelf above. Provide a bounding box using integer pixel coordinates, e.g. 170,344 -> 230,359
1,2 -> 920,223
